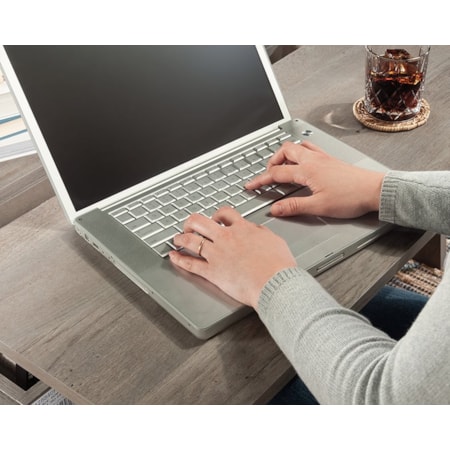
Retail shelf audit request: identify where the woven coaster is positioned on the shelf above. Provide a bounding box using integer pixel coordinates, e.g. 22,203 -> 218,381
353,98 -> 430,132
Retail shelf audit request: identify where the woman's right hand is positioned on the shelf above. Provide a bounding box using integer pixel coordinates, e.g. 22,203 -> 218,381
245,141 -> 386,219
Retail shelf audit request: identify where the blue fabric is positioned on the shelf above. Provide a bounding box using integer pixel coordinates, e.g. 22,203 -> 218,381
268,285 -> 429,405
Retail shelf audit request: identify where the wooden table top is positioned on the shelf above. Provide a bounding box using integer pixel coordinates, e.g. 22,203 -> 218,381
0,46 -> 449,404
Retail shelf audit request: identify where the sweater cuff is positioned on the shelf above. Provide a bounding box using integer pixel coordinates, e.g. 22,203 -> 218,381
379,171 -> 401,224
258,266 -> 308,315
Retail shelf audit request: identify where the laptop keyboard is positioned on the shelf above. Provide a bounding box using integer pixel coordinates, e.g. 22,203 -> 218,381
109,132 -> 300,257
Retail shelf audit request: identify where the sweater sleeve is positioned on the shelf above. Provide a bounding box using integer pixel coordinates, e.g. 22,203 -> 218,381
380,171 -> 450,235
257,171 -> 450,404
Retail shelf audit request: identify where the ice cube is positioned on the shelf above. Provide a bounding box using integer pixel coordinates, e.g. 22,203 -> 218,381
384,49 -> 412,60
382,49 -> 415,75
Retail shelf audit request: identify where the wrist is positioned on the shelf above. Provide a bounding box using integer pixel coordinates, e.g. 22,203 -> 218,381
367,171 -> 385,212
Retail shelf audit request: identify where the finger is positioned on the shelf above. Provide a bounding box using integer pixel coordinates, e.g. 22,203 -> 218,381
182,212 -> 221,240
266,141 -> 301,168
169,250 -> 210,278
211,205 -> 243,226
300,140 -> 326,154
245,165 -> 307,190
270,142 -> 316,167
267,141 -> 325,170
173,233 -> 211,259
270,195 -> 321,217
244,171 -> 276,190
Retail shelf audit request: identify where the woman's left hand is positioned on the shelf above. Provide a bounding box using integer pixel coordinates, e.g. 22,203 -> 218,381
169,206 -> 297,309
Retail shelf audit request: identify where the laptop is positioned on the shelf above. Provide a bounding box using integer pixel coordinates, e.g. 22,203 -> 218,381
0,45 -> 391,339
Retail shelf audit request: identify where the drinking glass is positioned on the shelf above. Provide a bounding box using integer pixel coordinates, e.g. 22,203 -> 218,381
364,46 -> 430,121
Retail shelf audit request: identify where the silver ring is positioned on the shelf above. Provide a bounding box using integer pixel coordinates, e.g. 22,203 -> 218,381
197,237 -> 206,257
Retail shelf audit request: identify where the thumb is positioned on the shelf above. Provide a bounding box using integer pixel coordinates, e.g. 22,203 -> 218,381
270,195 -> 320,217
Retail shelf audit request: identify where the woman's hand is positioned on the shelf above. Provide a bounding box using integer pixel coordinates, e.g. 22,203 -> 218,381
169,207 -> 297,309
245,141 -> 385,219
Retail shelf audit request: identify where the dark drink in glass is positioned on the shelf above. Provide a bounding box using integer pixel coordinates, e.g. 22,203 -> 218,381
364,46 -> 430,121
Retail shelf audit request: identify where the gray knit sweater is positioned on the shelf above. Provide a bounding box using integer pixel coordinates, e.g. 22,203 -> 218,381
258,171 -> 450,404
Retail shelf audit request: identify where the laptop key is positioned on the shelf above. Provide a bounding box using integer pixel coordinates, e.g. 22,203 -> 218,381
221,165 -> 238,176
234,159 -> 250,170
237,169 -> 254,182
110,207 -> 128,217
160,204 -> 177,216
184,181 -> 201,193
197,176 -> 214,187
185,203 -> 203,214
224,184 -> 242,196
279,133 -> 292,142
144,226 -> 180,247
235,190 -> 283,217
254,143 -> 268,152
173,197 -> 191,209
171,187 -> 188,198
211,191 -> 229,203
240,189 -> 258,200
212,179 -> 229,191
159,216 -> 177,228
199,197 -> 216,209
228,194 -> 247,207
142,199 -> 160,211
267,138 -> 280,147
252,162 -> 266,174
152,241 -> 177,258
200,185 -> 217,197
129,205 -> 148,217
135,222 -> 163,239
146,210 -> 164,222
259,147 -> 274,158
157,193 -> 176,205
125,216 -> 150,232
274,183 -> 301,196
202,206 -> 218,218
224,174 -> 241,185
127,200 -> 142,209
188,191 -> 203,203
115,211 -> 135,224
172,209 -> 190,222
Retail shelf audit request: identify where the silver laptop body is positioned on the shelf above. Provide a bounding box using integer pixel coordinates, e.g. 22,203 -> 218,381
0,45 -> 390,339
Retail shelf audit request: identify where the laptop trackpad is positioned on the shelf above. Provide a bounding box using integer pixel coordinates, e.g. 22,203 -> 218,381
263,215 -> 333,257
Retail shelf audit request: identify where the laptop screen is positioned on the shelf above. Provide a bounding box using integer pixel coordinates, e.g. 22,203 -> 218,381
4,46 -> 284,211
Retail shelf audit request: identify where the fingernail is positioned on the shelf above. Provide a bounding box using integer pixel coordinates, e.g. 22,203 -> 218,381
272,203 -> 283,216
